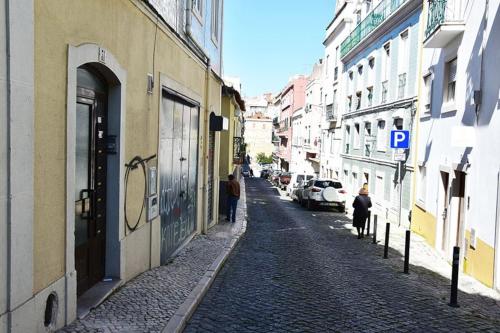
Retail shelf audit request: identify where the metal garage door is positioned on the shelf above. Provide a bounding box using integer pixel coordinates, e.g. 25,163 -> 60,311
159,90 -> 199,262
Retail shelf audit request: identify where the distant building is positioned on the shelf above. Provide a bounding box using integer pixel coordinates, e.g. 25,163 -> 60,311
276,76 -> 308,171
291,60 -> 324,177
244,113 -> 274,163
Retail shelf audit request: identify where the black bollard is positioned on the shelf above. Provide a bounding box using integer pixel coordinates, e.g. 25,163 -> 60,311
373,215 -> 378,244
404,230 -> 410,274
366,211 -> 371,236
383,222 -> 390,259
449,246 -> 460,307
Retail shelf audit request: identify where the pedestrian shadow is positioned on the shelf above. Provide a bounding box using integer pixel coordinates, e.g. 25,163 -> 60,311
323,217 -> 500,325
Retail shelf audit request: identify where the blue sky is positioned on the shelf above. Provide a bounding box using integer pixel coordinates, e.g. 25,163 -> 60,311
223,0 -> 336,97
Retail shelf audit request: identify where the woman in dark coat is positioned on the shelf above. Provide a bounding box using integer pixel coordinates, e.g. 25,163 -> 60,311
352,188 -> 372,239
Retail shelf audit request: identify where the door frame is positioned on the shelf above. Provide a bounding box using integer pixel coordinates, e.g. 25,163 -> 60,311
66,44 -> 126,317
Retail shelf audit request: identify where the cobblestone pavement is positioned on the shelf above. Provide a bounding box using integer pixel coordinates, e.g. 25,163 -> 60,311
59,180 -> 247,333
185,178 -> 500,333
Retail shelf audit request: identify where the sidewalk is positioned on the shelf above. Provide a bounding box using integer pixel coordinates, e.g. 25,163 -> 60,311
59,180 -> 247,333
347,211 -> 500,319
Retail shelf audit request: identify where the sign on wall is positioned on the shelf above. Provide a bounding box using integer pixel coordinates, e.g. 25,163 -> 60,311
390,130 -> 410,149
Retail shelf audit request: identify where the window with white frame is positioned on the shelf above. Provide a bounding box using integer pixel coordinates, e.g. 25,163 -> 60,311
354,123 -> 360,149
345,125 -> 351,154
381,81 -> 388,104
423,73 -> 432,112
356,10 -> 362,24
376,173 -> 385,202
393,118 -> 403,130
446,58 -> 457,103
383,42 -> 391,81
367,86 -> 373,107
376,120 -> 386,151
368,56 -> 375,86
398,30 -> 409,74
347,95 -> 352,112
211,0 -> 220,42
326,54 -> 330,77
330,134 -> 335,154
356,91 -> 362,110
417,166 -> 427,204
366,0 -> 372,13
364,122 -> 372,157
352,172 -> 359,193
398,73 -> 407,99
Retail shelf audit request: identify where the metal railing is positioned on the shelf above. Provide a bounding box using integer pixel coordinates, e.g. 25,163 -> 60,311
340,0 -> 409,58
425,0 -> 464,38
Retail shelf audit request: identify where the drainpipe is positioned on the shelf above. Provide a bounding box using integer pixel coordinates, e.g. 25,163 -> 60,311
202,59 -> 211,234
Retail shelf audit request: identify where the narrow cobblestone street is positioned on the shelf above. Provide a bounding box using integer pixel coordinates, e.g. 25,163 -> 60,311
185,178 -> 500,332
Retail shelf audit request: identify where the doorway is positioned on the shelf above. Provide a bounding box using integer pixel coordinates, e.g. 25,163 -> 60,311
74,67 -> 108,296
452,171 -> 466,248
440,171 -> 450,252
159,90 -> 199,262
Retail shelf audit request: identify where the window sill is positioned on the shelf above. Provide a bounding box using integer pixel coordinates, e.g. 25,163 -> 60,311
441,102 -> 457,114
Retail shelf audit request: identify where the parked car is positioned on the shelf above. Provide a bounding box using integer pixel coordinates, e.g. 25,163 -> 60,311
278,172 -> 292,190
270,170 -> 281,185
241,164 -> 250,177
291,179 -> 307,202
260,168 -> 271,179
301,179 -> 347,212
286,173 -> 315,197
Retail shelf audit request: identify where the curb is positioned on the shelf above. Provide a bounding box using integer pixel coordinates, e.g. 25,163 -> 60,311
162,179 -> 248,333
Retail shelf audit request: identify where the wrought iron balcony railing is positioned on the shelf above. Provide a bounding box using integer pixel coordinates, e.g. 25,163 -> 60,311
325,103 -> 338,121
425,0 -> 464,38
340,0 -> 409,58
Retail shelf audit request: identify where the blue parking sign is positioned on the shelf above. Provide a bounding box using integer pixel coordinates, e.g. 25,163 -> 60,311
390,130 -> 410,149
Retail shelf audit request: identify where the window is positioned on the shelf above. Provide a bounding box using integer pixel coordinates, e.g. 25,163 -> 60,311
356,10 -> 362,24
332,89 -> 337,112
393,118 -> 403,130
358,65 -> 363,75
417,166 -> 427,204
356,91 -> 362,110
423,74 -> 432,111
366,0 -> 372,13
383,43 -> 391,81
446,58 -> 457,103
326,54 -> 330,77
193,0 -> 203,17
347,95 -> 352,112
398,30 -> 409,74
352,172 -> 359,193
364,123 -> 372,157
367,87 -> 373,107
211,0 -> 220,42
320,88 -> 323,105
354,123 -> 360,149
368,57 -> 375,69
381,81 -> 388,104
345,126 -> 351,154
376,120 -> 386,151
398,73 -> 407,99
330,134 -> 335,154
376,173 -> 385,201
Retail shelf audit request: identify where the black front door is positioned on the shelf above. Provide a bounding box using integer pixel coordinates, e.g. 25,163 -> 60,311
75,67 -> 108,296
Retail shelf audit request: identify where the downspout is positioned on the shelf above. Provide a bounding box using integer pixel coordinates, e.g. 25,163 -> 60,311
202,59 -> 211,234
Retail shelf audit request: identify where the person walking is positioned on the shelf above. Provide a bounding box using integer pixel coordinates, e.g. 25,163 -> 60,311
226,174 -> 240,223
352,188 -> 372,239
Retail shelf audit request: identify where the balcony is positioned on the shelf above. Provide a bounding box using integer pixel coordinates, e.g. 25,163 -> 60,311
340,0 -> 412,59
424,0 -> 465,48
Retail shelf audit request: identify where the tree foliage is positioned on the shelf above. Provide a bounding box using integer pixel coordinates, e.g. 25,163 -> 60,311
256,153 -> 273,164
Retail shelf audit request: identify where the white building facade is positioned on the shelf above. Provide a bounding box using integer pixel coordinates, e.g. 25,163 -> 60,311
291,61 -> 324,177
412,0 -> 500,289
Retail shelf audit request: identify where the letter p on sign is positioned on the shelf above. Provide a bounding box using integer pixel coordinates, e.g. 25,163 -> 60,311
390,130 -> 410,149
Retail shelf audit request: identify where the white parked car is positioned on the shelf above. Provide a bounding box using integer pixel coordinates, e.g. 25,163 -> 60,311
286,173 -> 315,197
301,179 -> 347,212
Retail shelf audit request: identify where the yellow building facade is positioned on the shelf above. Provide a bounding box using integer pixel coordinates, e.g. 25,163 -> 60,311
1,0 -> 225,331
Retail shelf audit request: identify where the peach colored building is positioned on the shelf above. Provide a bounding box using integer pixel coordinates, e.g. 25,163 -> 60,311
276,76 -> 308,171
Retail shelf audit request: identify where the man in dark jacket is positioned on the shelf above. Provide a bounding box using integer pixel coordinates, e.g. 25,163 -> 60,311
352,188 -> 372,239
226,174 -> 240,223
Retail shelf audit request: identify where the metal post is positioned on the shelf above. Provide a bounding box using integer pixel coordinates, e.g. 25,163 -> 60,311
398,161 -> 403,227
404,230 -> 410,274
449,246 -> 460,307
366,210 -> 371,236
373,215 -> 378,244
384,222 -> 390,259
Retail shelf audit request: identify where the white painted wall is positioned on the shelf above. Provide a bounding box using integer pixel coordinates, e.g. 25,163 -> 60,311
0,0 -> 8,319
416,1 -> 500,258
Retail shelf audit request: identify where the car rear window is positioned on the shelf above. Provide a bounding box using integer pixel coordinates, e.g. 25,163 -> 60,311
314,181 -> 342,189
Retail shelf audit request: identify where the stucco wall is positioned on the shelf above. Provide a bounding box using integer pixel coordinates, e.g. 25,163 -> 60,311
0,0 -> 8,318
34,0 -> 221,292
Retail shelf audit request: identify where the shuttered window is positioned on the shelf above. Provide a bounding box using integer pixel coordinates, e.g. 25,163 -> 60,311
446,58 -> 457,102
